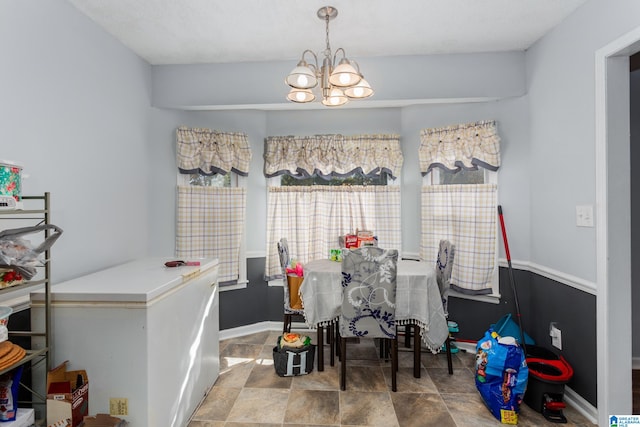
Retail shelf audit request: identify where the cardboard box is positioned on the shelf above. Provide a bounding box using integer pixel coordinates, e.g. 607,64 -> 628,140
356,230 -> 377,247
81,413 -> 128,426
343,234 -> 358,249
47,361 -> 89,427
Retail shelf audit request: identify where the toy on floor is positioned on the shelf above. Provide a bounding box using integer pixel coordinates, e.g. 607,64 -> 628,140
443,320 -> 459,353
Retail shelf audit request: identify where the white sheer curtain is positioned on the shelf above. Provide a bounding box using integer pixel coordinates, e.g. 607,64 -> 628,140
176,186 -> 246,284
265,186 -> 402,280
419,120 -> 501,294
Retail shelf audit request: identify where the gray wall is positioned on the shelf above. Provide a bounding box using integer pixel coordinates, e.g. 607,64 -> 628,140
526,0 -> 640,281
0,1 -> 152,283
524,0 -> 640,418
152,52 -> 525,109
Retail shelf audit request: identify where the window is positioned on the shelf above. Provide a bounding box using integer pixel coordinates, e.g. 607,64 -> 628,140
422,168 -> 500,301
263,134 -> 403,281
176,172 -> 248,289
436,168 -> 484,185
419,120 -> 501,302
280,171 -> 390,186
178,172 -> 231,187
174,127 -> 252,290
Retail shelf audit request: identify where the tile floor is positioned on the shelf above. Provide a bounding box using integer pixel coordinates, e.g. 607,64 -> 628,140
188,330 -> 597,427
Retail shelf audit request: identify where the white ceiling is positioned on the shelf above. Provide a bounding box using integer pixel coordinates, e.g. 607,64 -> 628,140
66,0 -> 588,66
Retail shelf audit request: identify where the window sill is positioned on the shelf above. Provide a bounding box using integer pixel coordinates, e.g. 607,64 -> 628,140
268,279 -> 284,287
449,289 -> 501,304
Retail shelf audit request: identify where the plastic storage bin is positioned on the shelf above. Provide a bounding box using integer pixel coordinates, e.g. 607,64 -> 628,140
0,161 -> 22,202
524,345 -> 574,423
491,313 -> 535,345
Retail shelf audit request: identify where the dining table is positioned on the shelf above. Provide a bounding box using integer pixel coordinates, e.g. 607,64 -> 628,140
298,257 -> 449,372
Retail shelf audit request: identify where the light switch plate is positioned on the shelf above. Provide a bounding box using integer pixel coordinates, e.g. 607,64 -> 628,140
576,205 -> 594,227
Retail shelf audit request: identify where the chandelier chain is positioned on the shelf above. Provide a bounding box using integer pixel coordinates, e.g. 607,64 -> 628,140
324,13 -> 331,59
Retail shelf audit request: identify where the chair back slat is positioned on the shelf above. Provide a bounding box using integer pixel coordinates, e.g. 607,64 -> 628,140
277,238 -> 290,276
436,239 -> 455,317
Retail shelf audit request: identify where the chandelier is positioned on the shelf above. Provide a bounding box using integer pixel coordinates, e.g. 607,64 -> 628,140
285,6 -> 373,107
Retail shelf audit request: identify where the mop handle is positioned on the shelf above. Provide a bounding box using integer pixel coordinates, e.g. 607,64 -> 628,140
497,205 -> 526,353
498,205 -> 511,262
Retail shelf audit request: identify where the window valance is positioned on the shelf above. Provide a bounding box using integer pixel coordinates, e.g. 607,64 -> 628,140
176,126 -> 252,176
419,120 -> 500,175
264,134 -> 403,180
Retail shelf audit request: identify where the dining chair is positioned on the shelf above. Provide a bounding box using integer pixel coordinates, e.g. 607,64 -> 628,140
339,247 -> 399,391
277,238 -> 305,333
436,239 -> 456,375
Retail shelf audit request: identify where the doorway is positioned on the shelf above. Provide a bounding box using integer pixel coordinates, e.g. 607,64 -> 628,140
595,28 -> 640,425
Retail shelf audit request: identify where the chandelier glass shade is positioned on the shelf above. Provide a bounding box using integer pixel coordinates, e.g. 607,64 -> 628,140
285,6 -> 373,107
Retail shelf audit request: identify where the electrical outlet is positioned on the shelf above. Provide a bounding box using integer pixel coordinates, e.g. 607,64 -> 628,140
550,325 -> 562,350
110,397 -> 128,416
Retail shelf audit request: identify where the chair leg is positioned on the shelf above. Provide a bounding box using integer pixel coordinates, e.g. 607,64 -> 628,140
404,324 -> 412,348
340,336 -> 347,391
329,323 -> 335,367
391,338 -> 398,392
445,336 -> 453,375
317,326 -> 324,372
379,339 -> 391,362
334,322 -> 341,362
283,314 -> 292,333
413,324 -> 421,378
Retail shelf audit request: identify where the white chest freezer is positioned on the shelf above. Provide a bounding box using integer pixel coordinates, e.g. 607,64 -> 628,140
30,257 -> 220,427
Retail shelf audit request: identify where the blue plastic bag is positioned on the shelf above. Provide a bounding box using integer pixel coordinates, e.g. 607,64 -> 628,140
475,329 -> 528,424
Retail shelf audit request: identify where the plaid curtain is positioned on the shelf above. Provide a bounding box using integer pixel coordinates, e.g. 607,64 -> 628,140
265,186 -> 402,280
419,120 -> 500,174
264,134 -> 403,179
176,126 -> 252,176
176,186 -> 246,283
420,184 -> 497,294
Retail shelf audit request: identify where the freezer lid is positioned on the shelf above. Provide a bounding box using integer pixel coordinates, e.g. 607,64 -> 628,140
31,257 -> 218,304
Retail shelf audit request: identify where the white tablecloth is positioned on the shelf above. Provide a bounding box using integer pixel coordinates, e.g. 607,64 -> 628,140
299,259 -> 449,353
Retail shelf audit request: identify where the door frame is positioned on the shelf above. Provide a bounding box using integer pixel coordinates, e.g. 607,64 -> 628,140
595,26 -> 640,426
